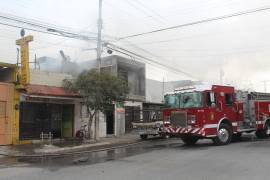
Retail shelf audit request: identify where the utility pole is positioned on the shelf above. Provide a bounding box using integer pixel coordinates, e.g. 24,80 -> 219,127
262,80 -> 269,93
162,77 -> 165,102
95,0 -> 103,141
97,0 -> 102,72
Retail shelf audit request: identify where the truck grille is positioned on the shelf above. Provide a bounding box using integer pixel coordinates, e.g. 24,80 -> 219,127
170,111 -> 187,128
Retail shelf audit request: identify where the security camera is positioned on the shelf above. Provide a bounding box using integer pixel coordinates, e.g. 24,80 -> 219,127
107,49 -> 113,54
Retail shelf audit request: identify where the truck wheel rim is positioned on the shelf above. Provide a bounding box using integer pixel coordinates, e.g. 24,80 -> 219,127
266,123 -> 270,135
218,128 -> 229,143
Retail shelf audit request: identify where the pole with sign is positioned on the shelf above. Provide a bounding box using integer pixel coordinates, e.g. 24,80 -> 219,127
16,34 -> 33,86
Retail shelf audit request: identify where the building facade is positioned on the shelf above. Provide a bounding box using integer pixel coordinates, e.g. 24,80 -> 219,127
99,55 -> 146,136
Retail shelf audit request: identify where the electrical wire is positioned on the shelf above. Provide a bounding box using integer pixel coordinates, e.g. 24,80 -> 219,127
119,5 -> 270,40
0,12 -> 97,37
105,43 -> 198,79
0,20 -> 97,42
131,0 -> 167,24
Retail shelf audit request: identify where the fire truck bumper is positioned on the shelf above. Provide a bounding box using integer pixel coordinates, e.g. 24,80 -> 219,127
164,127 -> 216,138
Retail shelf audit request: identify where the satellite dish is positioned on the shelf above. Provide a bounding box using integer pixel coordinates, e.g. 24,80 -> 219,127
20,29 -> 25,37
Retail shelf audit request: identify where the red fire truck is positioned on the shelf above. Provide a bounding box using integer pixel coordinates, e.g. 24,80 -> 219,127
163,84 -> 270,145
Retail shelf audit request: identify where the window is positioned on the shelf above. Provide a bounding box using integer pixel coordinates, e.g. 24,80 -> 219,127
179,92 -> 204,108
164,94 -> 179,108
206,92 -> 216,107
225,94 -> 234,106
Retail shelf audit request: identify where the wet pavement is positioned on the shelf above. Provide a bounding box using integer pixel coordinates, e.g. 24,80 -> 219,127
0,137 -> 177,169
0,133 -> 140,156
1,135 -> 270,180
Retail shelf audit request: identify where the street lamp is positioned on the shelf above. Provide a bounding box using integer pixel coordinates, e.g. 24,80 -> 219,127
47,28 -> 97,41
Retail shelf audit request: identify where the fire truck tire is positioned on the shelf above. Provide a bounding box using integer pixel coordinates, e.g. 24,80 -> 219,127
256,121 -> 270,139
140,134 -> 148,140
181,136 -> 199,146
213,123 -> 232,145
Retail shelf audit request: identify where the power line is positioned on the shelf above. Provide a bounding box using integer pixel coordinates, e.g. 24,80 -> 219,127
0,12 -> 98,37
0,20 -> 98,42
106,46 -> 185,78
0,21 -> 64,36
0,13 -> 111,41
0,13 -> 193,77
119,6 -> 270,40
105,42 -> 198,80
124,0 -> 164,25
131,0 -> 167,24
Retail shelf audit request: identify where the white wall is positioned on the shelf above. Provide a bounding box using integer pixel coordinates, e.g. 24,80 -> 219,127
114,101 -> 143,137
73,103 -> 107,138
30,70 -> 72,87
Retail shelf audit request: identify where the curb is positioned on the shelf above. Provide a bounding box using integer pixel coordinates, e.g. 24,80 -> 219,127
0,139 -> 144,158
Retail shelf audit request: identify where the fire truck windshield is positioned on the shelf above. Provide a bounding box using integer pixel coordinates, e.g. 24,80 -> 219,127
180,92 -> 203,108
164,92 -> 203,108
164,94 -> 179,108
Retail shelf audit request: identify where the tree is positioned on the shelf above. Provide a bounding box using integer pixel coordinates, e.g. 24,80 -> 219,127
63,69 -> 129,140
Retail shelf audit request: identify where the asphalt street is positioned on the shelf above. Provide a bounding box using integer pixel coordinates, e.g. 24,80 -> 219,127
1,136 -> 270,180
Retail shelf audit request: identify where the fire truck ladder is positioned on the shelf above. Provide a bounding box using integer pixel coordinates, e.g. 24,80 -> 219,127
249,92 -> 270,100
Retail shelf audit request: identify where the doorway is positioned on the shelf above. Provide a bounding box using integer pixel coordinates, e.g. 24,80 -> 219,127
62,104 -> 74,138
19,102 -> 74,140
106,105 -> 115,135
125,106 -> 140,132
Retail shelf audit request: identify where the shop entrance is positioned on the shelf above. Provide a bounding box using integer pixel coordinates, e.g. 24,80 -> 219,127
125,106 -> 140,132
105,105 -> 115,135
19,102 -> 74,140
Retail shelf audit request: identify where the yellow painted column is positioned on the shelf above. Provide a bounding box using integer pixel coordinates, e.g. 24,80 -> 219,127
14,35 -> 33,144
12,90 -> 20,144
16,35 -> 33,86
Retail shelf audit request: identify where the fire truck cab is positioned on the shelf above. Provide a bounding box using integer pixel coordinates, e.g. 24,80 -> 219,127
163,84 -> 270,145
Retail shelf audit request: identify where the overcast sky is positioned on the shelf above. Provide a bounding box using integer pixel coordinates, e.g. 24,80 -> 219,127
1,0 -> 270,91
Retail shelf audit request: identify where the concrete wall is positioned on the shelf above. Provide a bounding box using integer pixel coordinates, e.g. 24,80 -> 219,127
101,55 -> 146,102
0,83 -> 14,145
30,70 -> 72,87
113,101 -> 144,137
73,104 -> 107,138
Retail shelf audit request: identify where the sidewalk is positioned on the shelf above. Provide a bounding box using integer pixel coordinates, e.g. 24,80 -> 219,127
0,133 -> 141,157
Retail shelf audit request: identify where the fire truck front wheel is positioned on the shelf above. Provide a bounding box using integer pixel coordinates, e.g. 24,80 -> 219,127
213,123 -> 233,145
181,136 -> 199,146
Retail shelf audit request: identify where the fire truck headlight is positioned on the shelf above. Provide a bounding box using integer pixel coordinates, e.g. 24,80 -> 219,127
188,115 -> 196,124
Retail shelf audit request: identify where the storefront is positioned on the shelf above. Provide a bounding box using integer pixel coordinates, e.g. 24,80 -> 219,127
20,102 -> 74,140
19,84 -> 80,140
